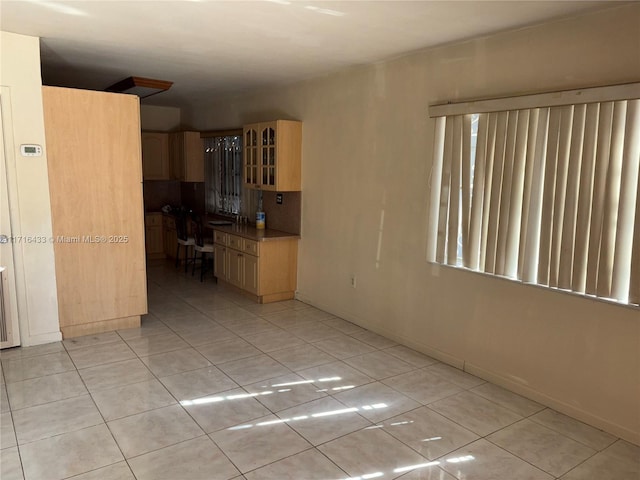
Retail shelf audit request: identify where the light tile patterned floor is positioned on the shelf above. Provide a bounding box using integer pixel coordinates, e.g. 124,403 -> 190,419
1,261 -> 638,480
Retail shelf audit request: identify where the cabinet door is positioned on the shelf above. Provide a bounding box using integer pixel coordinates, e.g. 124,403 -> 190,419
213,244 -> 227,279
242,120 -> 301,191
227,249 -> 244,288
141,132 -> 169,180
243,253 -> 259,295
243,125 -> 259,188
183,131 -> 204,182
145,225 -> 163,255
259,123 -> 277,191
168,132 -> 183,180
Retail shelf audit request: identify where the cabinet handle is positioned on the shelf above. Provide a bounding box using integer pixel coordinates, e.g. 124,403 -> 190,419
237,253 -> 243,257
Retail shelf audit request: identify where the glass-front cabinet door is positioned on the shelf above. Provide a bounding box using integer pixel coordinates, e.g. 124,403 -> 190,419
243,125 -> 259,188
260,123 -> 277,190
242,120 -> 301,191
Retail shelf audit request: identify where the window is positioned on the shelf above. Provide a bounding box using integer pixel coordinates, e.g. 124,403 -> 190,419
427,83 -> 640,306
204,135 -> 244,216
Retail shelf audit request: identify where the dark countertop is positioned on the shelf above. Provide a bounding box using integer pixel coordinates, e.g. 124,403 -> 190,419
211,224 -> 300,242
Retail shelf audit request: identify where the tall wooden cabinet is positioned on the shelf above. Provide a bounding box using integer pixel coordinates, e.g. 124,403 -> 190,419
43,86 -> 147,338
243,120 -> 301,191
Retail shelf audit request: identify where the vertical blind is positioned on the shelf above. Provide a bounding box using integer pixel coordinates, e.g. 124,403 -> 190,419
427,86 -> 640,306
204,136 -> 243,215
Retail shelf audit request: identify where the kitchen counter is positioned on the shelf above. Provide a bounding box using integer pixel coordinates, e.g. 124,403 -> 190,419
211,224 -> 300,242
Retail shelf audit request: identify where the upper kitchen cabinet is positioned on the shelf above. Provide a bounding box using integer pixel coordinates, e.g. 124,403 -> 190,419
169,131 -> 204,182
243,120 -> 301,191
141,132 -> 169,180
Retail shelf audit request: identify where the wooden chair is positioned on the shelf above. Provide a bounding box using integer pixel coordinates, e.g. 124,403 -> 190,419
190,217 -> 215,282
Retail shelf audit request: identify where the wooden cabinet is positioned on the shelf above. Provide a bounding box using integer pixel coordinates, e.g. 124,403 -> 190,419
141,132 -> 169,180
169,131 -> 204,182
43,86 -> 147,338
213,230 -> 297,303
213,244 -> 227,279
243,120 -> 301,191
227,245 -> 244,288
145,213 -> 164,259
243,253 -> 259,295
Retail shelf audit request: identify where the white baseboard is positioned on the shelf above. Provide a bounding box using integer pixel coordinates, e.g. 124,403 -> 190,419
20,331 -> 63,347
294,290 -> 639,446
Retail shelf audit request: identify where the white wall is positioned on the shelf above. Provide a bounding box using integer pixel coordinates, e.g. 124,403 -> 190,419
140,104 -> 181,131
0,32 -> 61,346
184,4 -> 640,444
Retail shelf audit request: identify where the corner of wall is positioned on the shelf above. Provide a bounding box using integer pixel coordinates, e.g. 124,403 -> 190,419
1,31 -> 62,346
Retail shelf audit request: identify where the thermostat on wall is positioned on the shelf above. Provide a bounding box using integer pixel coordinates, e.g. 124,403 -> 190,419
20,144 -> 42,156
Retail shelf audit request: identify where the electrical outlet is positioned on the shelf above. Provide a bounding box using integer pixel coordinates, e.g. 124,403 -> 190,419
350,274 -> 357,288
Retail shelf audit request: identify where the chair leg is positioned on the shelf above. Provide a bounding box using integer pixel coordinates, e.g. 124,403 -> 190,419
175,244 -> 180,269
184,245 -> 190,273
200,252 -> 206,282
192,249 -> 197,276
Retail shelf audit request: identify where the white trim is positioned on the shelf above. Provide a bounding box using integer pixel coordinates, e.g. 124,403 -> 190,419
464,362 -> 639,445
429,82 -> 640,117
0,88 -> 29,347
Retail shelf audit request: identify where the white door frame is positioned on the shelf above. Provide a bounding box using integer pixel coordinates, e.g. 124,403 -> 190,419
0,89 -> 22,348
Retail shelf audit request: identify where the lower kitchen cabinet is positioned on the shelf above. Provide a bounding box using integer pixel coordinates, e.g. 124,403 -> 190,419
213,244 -> 227,279
145,214 -> 164,259
213,230 -> 297,303
243,253 -> 259,295
227,247 -> 244,288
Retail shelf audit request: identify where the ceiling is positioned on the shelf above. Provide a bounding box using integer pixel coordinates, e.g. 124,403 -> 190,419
0,0 -> 621,108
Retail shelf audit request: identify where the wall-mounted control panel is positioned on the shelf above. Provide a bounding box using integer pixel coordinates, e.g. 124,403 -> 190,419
20,144 -> 43,157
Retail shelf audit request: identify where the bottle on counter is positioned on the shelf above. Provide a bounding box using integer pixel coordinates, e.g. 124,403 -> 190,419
256,209 -> 265,229
256,191 -> 265,229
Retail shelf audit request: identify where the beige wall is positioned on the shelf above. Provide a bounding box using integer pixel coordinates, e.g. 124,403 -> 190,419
140,104 -> 181,131
0,32 -> 61,345
184,5 -> 640,443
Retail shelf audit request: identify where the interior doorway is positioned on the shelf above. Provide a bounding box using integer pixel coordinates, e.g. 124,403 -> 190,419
0,94 -> 22,348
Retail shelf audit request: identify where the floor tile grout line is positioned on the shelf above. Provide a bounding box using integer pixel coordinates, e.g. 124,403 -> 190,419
148,274 -> 528,473
526,413 -> 618,452
7,264 -> 629,480
48,356 -> 134,478
151,267 -> 628,476
481,432 -> 576,479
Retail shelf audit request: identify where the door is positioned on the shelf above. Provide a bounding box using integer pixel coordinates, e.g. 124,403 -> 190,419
243,254 -> 259,295
227,249 -> 244,288
141,132 -> 169,179
0,97 -> 21,348
213,244 -> 226,279
243,125 -> 259,188
260,123 -> 277,190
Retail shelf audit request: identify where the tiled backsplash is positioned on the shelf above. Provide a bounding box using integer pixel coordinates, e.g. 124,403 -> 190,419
143,180 -> 181,212
144,181 -> 300,235
261,191 -> 301,235
181,182 -> 206,215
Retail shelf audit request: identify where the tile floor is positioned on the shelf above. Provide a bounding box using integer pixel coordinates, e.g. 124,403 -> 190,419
1,261 -> 638,480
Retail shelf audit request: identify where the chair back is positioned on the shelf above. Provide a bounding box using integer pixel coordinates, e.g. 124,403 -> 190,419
190,216 -> 206,247
175,211 -> 190,241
